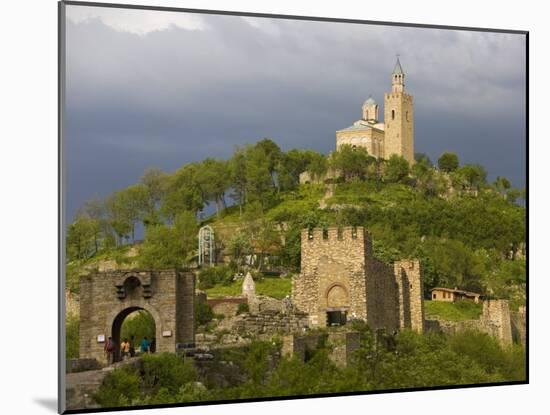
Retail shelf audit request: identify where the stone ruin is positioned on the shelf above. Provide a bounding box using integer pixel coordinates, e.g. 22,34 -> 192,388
425,299 -> 526,345
293,226 -> 424,332
78,270 -> 195,363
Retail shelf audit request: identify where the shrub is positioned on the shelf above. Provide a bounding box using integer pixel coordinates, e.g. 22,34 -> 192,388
195,301 -> 214,328
94,367 -> 141,407
448,330 -> 526,381
198,265 -> 234,289
237,302 -> 250,315
141,353 -> 197,395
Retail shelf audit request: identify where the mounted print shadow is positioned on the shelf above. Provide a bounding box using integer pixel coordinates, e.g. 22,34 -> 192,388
59,1 -> 528,413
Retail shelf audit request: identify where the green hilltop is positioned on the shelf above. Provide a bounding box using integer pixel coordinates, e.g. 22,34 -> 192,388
66,139 -> 526,308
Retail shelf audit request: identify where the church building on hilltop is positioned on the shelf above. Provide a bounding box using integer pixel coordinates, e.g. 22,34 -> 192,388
335,57 -> 415,164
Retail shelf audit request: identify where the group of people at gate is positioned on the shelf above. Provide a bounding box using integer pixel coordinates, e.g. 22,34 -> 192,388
103,335 -> 156,365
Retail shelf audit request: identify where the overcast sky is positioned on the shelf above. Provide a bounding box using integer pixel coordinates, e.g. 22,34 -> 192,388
64,4 -> 526,221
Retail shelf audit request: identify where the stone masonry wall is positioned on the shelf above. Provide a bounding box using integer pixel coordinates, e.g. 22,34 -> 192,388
327,331 -> 361,368
207,297 -> 247,318
79,270 -> 195,363
425,300 -> 514,345
293,226 -> 424,333
395,260 -> 424,332
232,310 -> 309,336
510,306 -> 526,345
294,227 -> 368,327
365,257 -> 399,331
482,299 -> 512,345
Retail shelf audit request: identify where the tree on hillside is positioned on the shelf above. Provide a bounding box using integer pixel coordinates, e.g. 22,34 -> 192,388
505,188 -> 521,205
493,176 -> 511,196
308,151 -> 329,181
330,144 -> 373,181
196,158 -> 231,217
67,215 -> 100,260
123,184 -> 150,239
437,152 -> 460,173
228,232 -> 253,271
255,138 -> 282,190
105,191 -> 134,245
277,149 -> 328,189
417,237 -> 485,292
229,147 -> 248,216
415,152 -> 433,166
139,211 -> 198,269
241,201 -> 281,270
383,154 -> 410,183
245,145 -> 276,208
411,158 -> 445,197
78,197 -> 107,253
161,163 -> 205,221
453,164 -> 487,192
139,168 -> 168,226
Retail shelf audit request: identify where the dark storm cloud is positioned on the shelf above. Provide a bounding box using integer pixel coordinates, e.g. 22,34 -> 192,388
65,7 -> 526,220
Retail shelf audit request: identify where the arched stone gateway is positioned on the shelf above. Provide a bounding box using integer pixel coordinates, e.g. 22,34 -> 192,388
110,306 -> 156,362
79,270 -> 195,364
326,284 -> 349,308
325,284 -> 349,326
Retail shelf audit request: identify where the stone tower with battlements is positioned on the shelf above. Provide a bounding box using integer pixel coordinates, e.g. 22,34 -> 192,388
292,226 -> 424,331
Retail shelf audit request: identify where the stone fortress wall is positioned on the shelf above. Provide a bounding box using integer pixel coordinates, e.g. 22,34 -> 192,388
292,226 -> 424,332
425,300 -> 526,345
79,270 -> 195,363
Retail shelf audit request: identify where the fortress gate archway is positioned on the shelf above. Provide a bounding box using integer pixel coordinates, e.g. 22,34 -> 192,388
78,270 -> 195,364
325,283 -> 349,326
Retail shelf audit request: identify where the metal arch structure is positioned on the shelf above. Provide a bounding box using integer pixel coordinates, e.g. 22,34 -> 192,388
198,225 -> 215,266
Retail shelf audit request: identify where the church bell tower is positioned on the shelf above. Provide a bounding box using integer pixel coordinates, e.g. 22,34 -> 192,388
384,57 -> 414,164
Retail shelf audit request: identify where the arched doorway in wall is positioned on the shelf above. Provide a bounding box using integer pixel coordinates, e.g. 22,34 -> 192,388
111,307 -> 157,362
326,284 -> 349,326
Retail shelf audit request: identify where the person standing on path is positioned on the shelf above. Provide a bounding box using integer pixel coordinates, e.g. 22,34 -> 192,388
104,337 -> 115,365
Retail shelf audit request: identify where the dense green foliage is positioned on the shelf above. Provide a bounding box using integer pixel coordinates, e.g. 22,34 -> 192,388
197,265 -> 234,290
120,311 -> 156,348
94,329 -> 525,408
138,211 -> 197,269
94,353 -> 200,407
437,152 -> 460,172
67,137 -> 525,305
424,300 -> 482,321
194,301 -> 215,328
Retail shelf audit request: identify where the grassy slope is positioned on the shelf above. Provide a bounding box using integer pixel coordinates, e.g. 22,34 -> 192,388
424,300 -> 483,321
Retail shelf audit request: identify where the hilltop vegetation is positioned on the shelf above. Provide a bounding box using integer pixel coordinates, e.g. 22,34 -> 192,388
93,327 -> 525,408
67,138 -> 526,305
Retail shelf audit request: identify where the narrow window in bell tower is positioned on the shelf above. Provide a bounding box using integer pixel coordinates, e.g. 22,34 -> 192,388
406,111 -> 409,121
391,110 -> 395,120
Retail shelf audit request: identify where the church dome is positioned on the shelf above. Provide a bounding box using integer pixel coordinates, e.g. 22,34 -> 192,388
364,97 -> 376,106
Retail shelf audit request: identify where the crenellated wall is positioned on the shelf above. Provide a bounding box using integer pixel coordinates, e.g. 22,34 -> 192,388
293,226 -> 424,332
